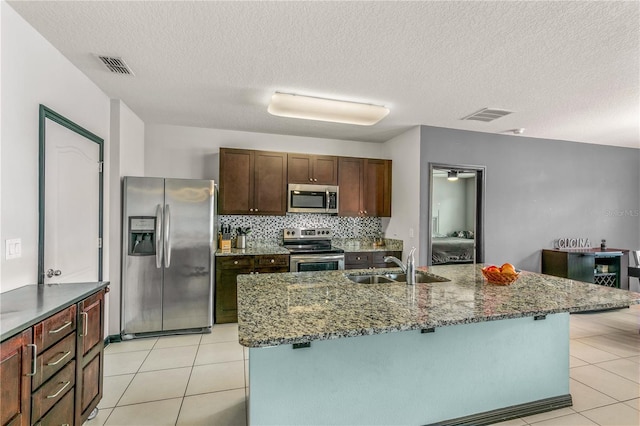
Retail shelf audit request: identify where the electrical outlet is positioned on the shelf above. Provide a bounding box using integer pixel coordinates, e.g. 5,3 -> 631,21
6,238 -> 22,260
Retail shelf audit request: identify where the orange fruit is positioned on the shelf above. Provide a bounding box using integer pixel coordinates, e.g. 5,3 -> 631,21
500,263 -> 516,274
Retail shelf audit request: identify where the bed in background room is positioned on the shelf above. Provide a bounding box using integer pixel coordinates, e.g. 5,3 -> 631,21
432,231 -> 475,265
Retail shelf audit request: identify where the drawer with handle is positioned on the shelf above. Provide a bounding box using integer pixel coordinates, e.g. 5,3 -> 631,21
217,256 -> 253,269
34,304 -> 77,351
345,252 -> 371,266
31,360 -> 75,423
31,332 -> 76,389
255,255 -> 289,268
33,387 -> 74,426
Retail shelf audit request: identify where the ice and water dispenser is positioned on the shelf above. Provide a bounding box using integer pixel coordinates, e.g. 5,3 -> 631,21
128,216 -> 156,255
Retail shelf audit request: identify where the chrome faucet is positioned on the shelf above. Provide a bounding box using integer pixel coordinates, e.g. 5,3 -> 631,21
384,247 -> 417,285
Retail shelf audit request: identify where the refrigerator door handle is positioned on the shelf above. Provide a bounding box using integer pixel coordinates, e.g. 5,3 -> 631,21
155,204 -> 163,268
164,204 -> 172,268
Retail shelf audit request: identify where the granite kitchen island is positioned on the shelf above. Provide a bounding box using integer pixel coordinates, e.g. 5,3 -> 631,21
237,264 -> 640,425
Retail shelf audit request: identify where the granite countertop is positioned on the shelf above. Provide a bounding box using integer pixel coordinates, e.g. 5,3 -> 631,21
215,238 -> 403,256
215,245 -> 290,256
332,238 -> 403,252
237,264 -> 640,348
0,282 -> 109,341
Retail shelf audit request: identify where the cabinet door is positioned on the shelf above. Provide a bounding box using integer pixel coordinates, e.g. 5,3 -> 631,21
254,151 -> 287,215
567,253 -> 595,283
288,154 -> 313,184
215,257 -> 253,324
0,329 -> 32,426
76,290 -> 105,425
338,157 -> 365,217
219,148 -> 254,214
313,155 -> 338,185
364,159 -> 392,217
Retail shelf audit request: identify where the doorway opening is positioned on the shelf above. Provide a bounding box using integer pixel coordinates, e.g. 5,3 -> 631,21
427,163 -> 485,266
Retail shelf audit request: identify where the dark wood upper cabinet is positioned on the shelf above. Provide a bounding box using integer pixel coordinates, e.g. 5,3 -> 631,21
288,154 -> 338,185
219,148 -> 287,215
219,148 -> 253,214
364,159 -> 392,217
338,157 -> 365,217
338,157 -> 391,217
254,151 -> 288,215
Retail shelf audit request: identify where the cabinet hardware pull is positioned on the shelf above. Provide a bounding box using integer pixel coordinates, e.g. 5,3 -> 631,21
309,178 -> 313,181
270,259 -> 274,263
47,350 -> 72,366
48,321 -> 72,334
234,260 -> 239,265
364,210 -> 367,214
249,208 -> 254,212
314,178 -> 317,182
255,209 -> 258,212
81,312 -> 88,337
27,344 -> 37,376
46,380 -> 71,399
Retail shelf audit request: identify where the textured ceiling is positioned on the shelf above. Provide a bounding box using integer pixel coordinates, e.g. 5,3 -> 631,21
8,1 -> 640,148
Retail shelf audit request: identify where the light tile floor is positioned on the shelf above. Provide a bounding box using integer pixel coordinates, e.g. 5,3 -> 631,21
85,305 -> 639,426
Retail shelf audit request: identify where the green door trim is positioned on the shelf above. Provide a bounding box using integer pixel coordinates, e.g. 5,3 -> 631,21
38,104 -> 105,284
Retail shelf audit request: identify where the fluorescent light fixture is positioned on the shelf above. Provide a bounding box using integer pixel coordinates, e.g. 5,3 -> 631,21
447,171 -> 459,181
267,93 -> 389,126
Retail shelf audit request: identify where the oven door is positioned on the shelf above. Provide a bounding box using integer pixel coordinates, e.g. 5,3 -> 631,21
290,254 -> 345,272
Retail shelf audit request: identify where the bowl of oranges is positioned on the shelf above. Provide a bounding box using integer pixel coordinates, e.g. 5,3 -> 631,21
481,263 -> 520,285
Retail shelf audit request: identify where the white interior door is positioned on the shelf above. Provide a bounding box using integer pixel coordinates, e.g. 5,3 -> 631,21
44,119 -> 101,283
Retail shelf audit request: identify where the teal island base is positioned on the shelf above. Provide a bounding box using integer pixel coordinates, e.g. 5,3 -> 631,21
248,313 -> 572,425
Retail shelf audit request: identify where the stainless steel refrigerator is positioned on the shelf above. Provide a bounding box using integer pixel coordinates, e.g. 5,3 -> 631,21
121,177 -> 215,338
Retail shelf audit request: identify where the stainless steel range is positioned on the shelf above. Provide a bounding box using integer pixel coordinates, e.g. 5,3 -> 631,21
283,227 -> 345,272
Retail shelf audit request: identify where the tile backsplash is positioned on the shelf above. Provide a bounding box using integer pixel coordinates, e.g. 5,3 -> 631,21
218,214 -> 382,244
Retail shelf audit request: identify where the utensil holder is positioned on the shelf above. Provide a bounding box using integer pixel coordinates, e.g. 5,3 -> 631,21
236,235 -> 246,249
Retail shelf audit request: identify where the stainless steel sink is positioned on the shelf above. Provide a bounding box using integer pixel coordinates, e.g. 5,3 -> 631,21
383,273 -> 449,283
347,274 -> 396,284
346,272 -> 449,284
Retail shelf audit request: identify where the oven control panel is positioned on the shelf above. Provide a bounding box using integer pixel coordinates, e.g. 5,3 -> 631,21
283,227 -> 333,241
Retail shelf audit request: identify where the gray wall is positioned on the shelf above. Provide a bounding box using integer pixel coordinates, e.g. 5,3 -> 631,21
419,126 -> 640,272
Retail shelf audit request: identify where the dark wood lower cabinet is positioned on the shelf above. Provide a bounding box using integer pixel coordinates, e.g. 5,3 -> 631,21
216,255 -> 289,323
76,290 -> 105,425
34,389 -> 74,426
31,360 -> 75,423
0,288 -> 105,426
542,249 -> 629,289
0,329 -> 32,426
345,251 -> 403,270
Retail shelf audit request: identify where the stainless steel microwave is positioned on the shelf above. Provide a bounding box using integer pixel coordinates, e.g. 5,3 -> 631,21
287,184 -> 338,214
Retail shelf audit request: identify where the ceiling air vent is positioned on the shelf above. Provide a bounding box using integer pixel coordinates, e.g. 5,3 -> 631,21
96,55 -> 134,75
462,108 -> 512,122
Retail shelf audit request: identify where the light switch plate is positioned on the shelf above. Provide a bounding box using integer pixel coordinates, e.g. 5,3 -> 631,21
6,238 -> 22,260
